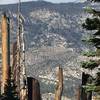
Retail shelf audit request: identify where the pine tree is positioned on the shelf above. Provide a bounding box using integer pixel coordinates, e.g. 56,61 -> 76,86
81,0 -> 100,95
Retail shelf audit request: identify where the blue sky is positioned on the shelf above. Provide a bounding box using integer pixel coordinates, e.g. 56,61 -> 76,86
0,0 -> 81,5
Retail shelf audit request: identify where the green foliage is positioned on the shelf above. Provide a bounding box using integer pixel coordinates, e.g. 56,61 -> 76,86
83,83 -> 97,92
84,6 -> 94,13
90,0 -> 100,2
84,7 -> 100,17
93,30 -> 100,35
81,60 -> 99,70
82,51 -> 96,57
81,35 -> 95,46
95,72 -> 100,86
81,36 -> 92,43
82,18 -> 100,30
81,32 -> 100,48
89,36 -> 100,47
83,84 -> 100,92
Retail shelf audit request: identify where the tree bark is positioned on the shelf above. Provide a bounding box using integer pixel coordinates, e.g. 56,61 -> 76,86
27,77 -> 41,100
55,67 -> 63,100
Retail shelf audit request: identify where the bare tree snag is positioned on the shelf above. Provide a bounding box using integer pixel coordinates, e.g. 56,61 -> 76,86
12,42 -> 17,83
12,41 -> 21,98
27,77 -> 41,100
1,13 -> 10,93
55,67 -> 63,100
20,87 -> 27,100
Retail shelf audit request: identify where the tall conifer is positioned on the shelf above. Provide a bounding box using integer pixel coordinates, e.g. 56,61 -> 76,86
81,0 -> 100,95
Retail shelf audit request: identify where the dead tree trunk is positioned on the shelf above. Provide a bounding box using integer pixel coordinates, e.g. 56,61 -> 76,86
75,86 -> 81,100
81,72 -> 88,100
20,87 -> 27,100
55,67 -> 63,100
1,13 -> 10,94
81,72 -> 92,100
27,77 -> 41,100
87,92 -> 92,100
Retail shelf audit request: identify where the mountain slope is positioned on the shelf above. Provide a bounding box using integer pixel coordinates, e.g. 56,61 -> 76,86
0,1 -> 92,99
